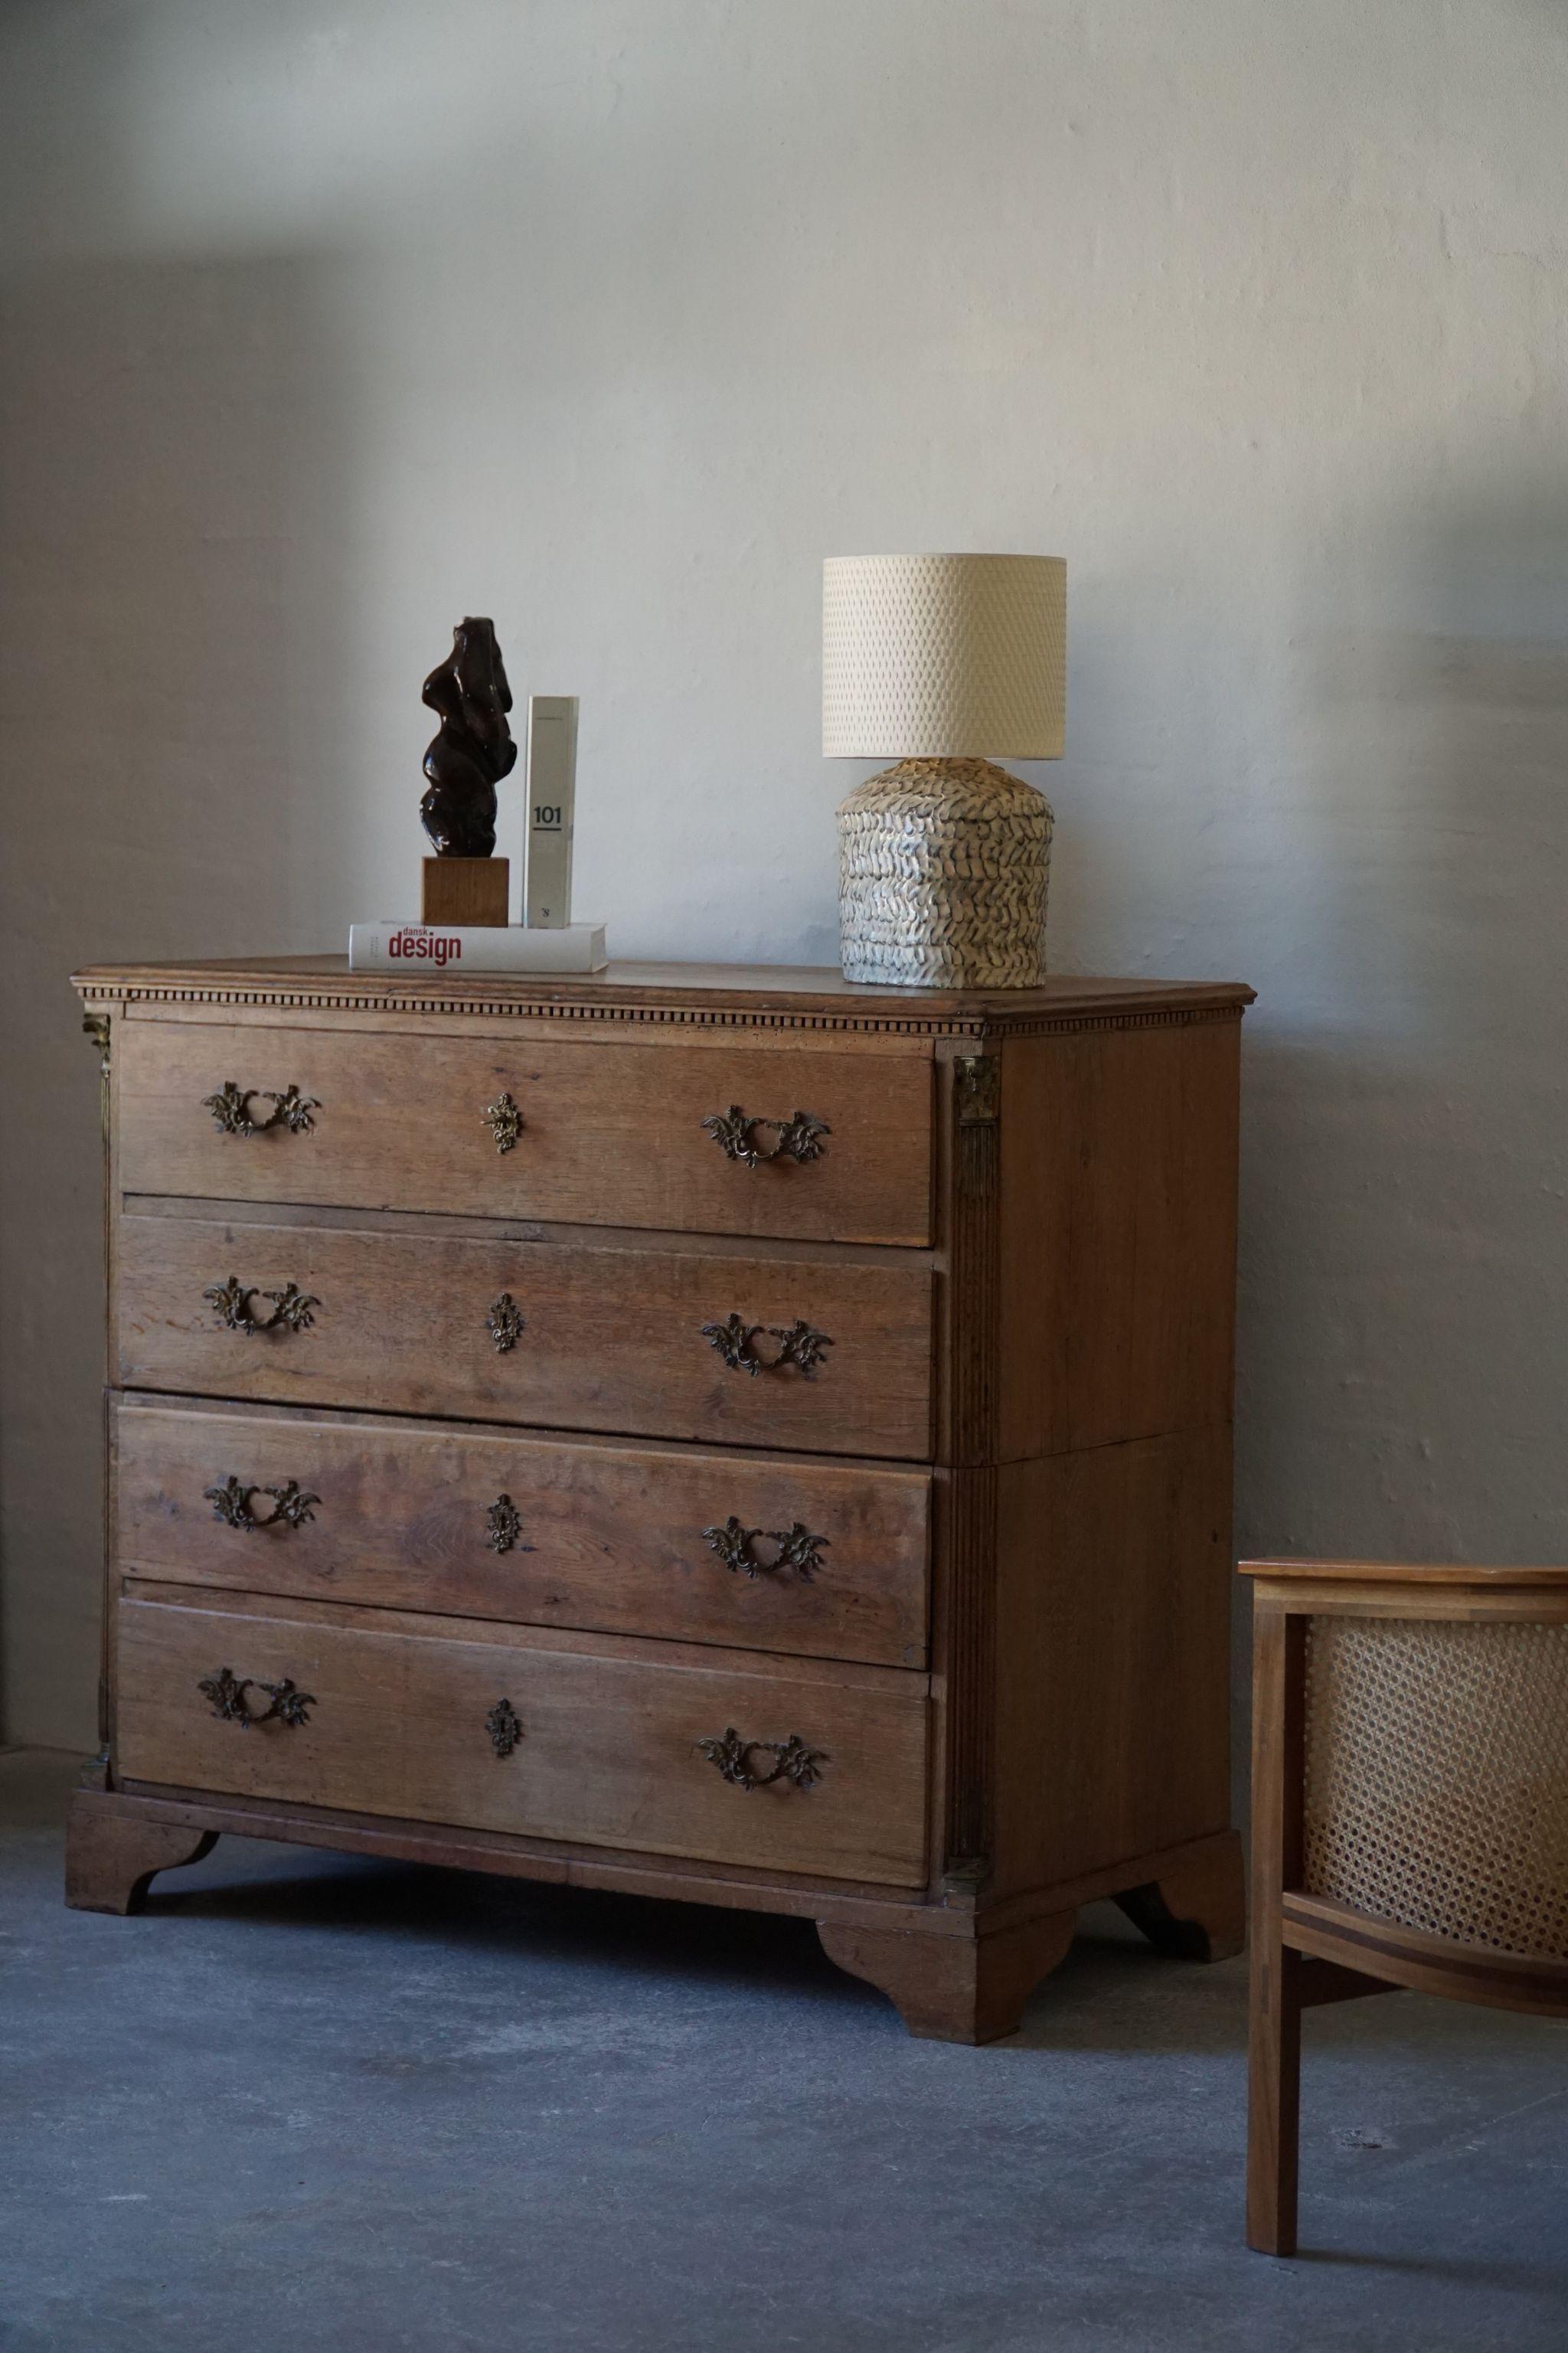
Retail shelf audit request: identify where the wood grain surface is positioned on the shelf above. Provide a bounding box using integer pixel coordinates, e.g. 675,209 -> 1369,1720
115,1211 -> 934,1459
998,1021 -> 1241,1458
117,1020 -> 935,1246
113,1394 -> 930,1666
991,1427 -> 1233,1896
116,1590 -> 930,1885
78,954 -> 1256,1032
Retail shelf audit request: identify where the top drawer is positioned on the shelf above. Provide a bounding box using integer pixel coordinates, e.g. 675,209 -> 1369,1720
117,1022 -> 933,1247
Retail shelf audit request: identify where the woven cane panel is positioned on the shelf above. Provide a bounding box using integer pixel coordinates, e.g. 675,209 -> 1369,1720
838,758 -> 1053,988
1304,1616 -> 1568,1959
823,555 -> 1066,759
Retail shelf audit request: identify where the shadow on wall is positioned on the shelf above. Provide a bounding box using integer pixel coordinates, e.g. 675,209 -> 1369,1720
1230,485 -> 1568,1813
0,252 -> 355,1745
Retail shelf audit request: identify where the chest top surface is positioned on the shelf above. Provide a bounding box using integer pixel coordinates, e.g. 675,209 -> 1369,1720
74,956 -> 1254,1038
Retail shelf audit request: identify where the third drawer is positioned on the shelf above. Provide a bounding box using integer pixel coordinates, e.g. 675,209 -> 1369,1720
114,1396 -> 932,1668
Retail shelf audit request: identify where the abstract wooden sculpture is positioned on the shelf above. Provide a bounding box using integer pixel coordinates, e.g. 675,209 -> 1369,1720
419,616 -> 516,925
1243,1556 -> 1568,2257
420,616 -> 516,855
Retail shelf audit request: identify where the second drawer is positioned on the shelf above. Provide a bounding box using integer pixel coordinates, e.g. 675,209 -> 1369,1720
114,1397 -> 931,1668
116,1211 -> 933,1460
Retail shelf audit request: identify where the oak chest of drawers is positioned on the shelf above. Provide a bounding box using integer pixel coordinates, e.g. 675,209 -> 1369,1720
68,955 -> 1252,2041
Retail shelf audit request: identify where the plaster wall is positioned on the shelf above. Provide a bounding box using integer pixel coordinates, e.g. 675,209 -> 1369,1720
3,0 -> 1567,1750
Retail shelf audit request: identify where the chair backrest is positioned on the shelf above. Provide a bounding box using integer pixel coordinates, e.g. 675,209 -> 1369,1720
1242,1560 -> 1568,2012
1303,1610 -> 1568,1962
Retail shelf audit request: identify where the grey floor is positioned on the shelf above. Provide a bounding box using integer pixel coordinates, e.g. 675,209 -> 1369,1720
2,1750 -> 1565,2351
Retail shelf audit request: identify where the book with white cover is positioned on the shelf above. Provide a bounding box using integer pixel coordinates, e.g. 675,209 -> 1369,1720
525,694 -> 577,927
349,922 -> 607,974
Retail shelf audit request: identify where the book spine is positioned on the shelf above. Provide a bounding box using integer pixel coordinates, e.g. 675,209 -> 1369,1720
525,695 -> 577,929
348,923 -> 606,973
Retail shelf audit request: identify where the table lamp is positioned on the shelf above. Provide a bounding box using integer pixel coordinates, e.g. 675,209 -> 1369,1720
824,553 -> 1066,986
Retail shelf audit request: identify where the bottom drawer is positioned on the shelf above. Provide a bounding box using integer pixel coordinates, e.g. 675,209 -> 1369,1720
115,1592 -> 929,1887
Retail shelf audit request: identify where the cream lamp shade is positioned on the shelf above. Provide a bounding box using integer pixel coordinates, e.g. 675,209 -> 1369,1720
822,553 -> 1066,761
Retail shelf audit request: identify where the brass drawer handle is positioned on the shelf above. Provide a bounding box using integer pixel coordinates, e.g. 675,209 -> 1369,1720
701,1106 -> 829,1168
482,1092 -> 524,1154
486,1293 -> 525,1352
697,1729 -> 825,1791
204,1276 -> 320,1335
202,1082 -> 319,1138
198,1666 -> 315,1729
701,1314 -> 832,1380
486,1698 -> 523,1757
204,1476 -> 320,1533
702,1517 -> 828,1580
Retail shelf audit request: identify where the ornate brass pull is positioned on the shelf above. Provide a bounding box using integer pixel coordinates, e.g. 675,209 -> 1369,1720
701,1314 -> 832,1380
702,1517 -> 828,1580
701,1106 -> 829,1168
485,1495 -> 529,1554
697,1728 -> 824,1791
204,1476 -> 320,1533
482,1092 -> 524,1154
198,1666 -> 315,1729
202,1082 -> 319,1138
486,1293 -> 525,1353
204,1276 -> 319,1335
486,1698 -> 523,1757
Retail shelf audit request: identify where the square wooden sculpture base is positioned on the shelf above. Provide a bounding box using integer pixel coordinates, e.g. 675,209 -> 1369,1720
421,857 -> 509,926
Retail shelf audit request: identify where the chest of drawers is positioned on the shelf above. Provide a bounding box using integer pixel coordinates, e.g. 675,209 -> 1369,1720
67,956 -> 1251,2041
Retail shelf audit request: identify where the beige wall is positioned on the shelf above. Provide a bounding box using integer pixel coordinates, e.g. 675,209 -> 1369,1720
4,2 -> 1567,1749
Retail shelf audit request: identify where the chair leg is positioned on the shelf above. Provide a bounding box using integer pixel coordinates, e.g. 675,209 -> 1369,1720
1246,1601 -> 1306,2253
1247,1932 -> 1302,2254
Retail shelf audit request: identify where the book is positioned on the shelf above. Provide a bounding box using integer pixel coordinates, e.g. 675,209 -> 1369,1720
348,922 -> 608,974
524,694 -> 577,927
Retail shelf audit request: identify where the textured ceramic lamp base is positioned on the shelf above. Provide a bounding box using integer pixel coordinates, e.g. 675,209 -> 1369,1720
837,757 -> 1054,989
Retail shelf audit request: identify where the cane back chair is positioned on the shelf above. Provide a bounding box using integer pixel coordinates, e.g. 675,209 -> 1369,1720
1243,1558 -> 1568,2256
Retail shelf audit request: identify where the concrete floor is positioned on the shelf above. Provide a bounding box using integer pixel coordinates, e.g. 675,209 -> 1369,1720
2,1750 -> 1565,2351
